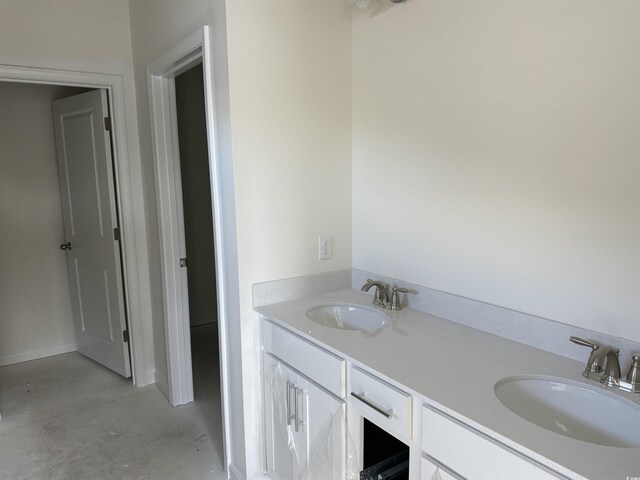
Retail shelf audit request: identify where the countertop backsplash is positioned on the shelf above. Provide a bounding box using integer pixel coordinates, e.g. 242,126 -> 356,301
253,268 -> 640,369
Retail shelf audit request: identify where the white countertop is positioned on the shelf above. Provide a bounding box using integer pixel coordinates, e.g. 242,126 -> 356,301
256,289 -> 640,480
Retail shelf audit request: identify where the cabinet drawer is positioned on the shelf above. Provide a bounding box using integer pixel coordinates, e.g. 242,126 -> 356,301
262,319 -> 345,397
421,456 -> 462,480
421,405 -> 561,480
350,366 -> 412,441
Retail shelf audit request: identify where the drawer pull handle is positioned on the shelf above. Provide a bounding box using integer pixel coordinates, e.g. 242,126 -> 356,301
351,391 -> 394,419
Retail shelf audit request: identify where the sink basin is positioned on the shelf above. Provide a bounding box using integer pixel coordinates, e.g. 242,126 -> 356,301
306,304 -> 389,332
495,376 -> 640,448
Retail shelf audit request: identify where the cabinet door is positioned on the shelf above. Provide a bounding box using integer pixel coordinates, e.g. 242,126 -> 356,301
264,353 -> 346,480
264,354 -> 299,480
297,376 -> 346,480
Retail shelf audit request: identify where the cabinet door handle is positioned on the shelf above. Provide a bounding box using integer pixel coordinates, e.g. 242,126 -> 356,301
286,381 -> 293,426
294,386 -> 303,432
351,391 -> 394,419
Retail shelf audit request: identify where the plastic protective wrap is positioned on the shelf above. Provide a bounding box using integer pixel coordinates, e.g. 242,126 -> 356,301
266,360 -> 302,465
345,423 -> 360,480
432,467 -> 443,480
299,403 -> 343,479
266,358 -> 361,480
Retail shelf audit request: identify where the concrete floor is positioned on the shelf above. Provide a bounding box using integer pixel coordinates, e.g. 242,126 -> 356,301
0,324 -> 225,480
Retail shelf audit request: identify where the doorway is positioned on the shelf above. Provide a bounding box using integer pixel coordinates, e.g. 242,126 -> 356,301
0,81 -> 135,426
174,63 -> 224,458
0,82 -> 131,376
147,26 -> 233,472
0,64 -> 156,389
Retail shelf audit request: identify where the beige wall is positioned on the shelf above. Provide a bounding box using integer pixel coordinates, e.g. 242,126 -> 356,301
0,82 -> 86,364
226,0 -> 352,284
226,0 -> 352,475
0,0 -> 134,76
353,1 -> 640,343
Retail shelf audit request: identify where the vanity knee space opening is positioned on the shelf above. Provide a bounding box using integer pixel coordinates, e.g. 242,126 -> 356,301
361,418 -> 410,480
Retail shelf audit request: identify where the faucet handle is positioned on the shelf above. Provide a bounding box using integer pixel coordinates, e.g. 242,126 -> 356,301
390,287 -> 409,312
570,336 -> 599,350
570,336 -> 603,377
627,354 -> 640,388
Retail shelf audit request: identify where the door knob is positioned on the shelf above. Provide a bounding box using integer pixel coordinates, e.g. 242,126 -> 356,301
60,242 -> 72,251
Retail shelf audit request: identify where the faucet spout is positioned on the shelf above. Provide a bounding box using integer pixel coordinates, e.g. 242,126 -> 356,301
361,279 -> 389,306
596,347 -> 621,386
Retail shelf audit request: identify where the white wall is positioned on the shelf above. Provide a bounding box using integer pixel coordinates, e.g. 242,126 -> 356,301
353,1 -> 640,343
0,82 -> 86,365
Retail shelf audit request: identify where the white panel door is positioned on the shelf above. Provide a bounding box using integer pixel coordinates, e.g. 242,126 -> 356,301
53,89 -> 131,377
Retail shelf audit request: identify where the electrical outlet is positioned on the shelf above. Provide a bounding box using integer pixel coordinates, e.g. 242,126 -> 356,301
318,235 -> 332,260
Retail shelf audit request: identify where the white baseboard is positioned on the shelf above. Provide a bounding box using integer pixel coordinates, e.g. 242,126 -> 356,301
0,342 -> 78,367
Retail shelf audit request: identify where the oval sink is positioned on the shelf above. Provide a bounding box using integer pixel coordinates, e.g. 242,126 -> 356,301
495,376 -> 640,448
306,304 -> 389,332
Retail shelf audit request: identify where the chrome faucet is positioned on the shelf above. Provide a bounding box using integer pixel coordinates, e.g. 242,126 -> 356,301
597,347 -> 621,387
570,337 -> 622,386
570,337 -> 604,377
361,279 -> 409,311
361,279 -> 389,307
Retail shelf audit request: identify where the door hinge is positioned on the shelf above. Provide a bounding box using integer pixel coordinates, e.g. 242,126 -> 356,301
122,330 -> 129,343
180,257 -> 188,268
104,117 -> 112,131
113,227 -> 121,241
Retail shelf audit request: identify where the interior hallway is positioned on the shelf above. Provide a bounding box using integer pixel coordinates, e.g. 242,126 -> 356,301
0,324 -> 224,480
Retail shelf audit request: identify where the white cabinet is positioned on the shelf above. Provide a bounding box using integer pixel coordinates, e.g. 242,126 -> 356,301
350,366 -> 412,442
263,320 -> 346,480
299,374 -> 346,479
264,354 -> 345,479
263,319 -> 346,397
260,317 -> 569,480
421,405 -> 562,480
264,354 -> 298,480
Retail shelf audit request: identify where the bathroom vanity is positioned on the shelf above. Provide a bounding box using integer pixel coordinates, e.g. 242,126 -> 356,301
256,289 -> 640,480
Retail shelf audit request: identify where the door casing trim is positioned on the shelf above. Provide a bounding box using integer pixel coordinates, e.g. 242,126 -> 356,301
147,26 -> 232,474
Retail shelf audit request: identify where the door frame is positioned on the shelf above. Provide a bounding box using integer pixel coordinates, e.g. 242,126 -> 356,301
0,64 -> 155,387
147,26 -> 232,471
